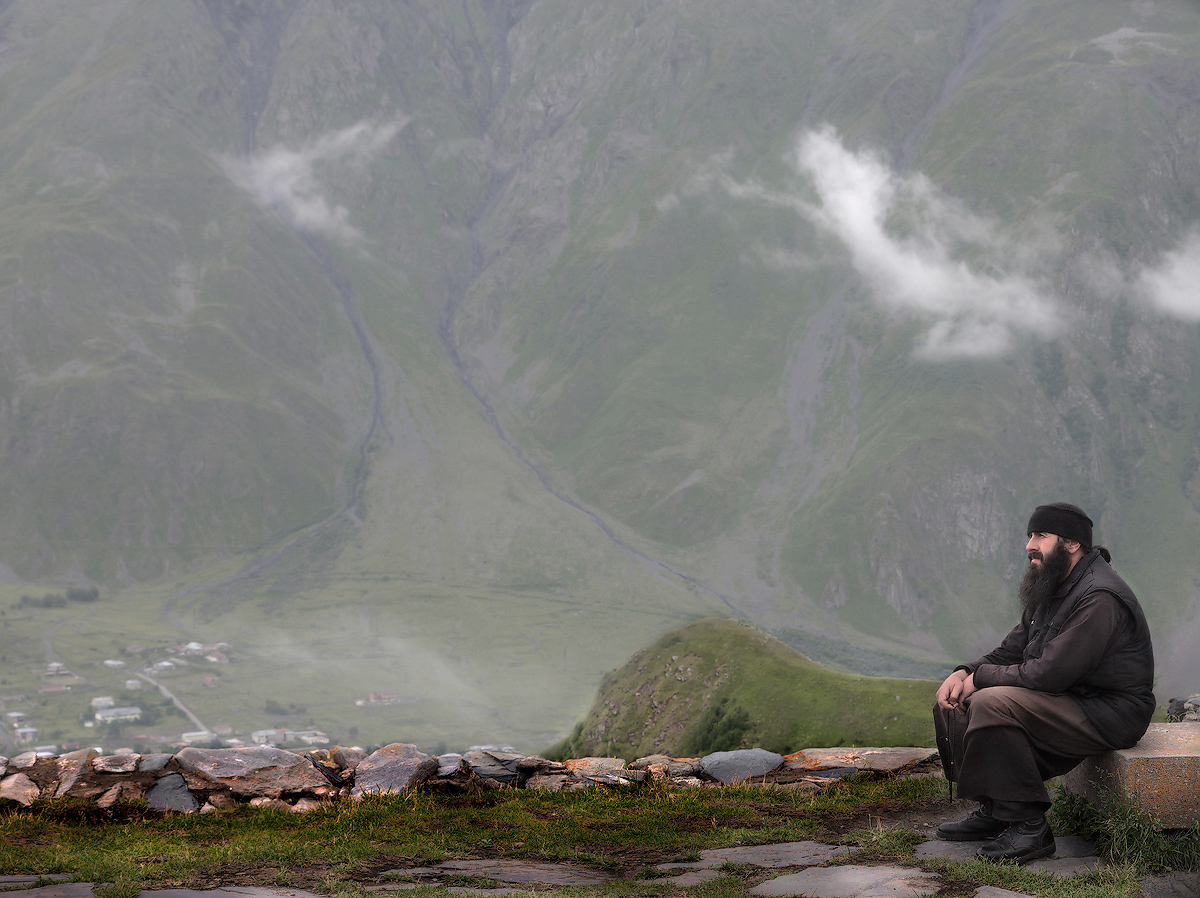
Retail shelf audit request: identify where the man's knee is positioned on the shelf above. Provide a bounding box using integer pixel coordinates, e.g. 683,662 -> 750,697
966,686 -> 1042,726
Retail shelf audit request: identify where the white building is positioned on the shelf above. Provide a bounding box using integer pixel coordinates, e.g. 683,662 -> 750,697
94,706 -> 141,724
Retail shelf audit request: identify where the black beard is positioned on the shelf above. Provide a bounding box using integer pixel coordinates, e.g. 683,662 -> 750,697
1018,539 -> 1074,613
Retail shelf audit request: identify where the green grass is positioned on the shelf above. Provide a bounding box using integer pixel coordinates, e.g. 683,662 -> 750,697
551,618 -> 940,759
1050,790 -> 1200,872
3,775 -> 1194,898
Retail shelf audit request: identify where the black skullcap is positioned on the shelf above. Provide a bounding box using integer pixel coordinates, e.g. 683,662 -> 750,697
1027,502 -> 1093,548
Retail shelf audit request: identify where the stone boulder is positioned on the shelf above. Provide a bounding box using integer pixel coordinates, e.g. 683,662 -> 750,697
97,780 -> 146,808
0,773 -> 40,807
54,748 -> 105,799
175,745 -> 328,798
94,754 -> 140,775
351,743 -> 438,798
700,749 -> 784,785
1167,694 -> 1200,722
146,773 -> 200,812
463,748 -> 524,786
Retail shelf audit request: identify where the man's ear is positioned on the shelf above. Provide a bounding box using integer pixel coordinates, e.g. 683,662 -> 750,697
1062,539 -> 1081,555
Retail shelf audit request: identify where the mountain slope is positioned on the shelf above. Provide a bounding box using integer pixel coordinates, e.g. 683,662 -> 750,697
554,618 -> 938,758
1,0 -> 1199,751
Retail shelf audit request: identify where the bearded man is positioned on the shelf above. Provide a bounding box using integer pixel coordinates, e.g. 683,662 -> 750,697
933,502 -> 1155,863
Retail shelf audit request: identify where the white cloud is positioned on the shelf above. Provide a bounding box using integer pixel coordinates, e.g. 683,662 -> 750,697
793,127 -> 1063,359
1139,230 -> 1200,319
219,119 -> 407,242
690,126 -> 1065,359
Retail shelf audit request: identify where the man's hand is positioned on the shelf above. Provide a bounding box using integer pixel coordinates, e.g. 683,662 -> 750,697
936,670 -> 977,710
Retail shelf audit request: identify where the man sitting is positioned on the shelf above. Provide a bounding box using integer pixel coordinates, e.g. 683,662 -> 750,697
934,502 -> 1155,863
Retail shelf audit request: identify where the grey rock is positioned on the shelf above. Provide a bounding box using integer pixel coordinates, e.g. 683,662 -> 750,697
145,773 -> 200,812
139,753 -> 174,772
0,773 -> 40,807
524,773 -> 587,791
701,748 -> 784,785
249,796 -> 293,811
629,754 -> 674,770
10,751 -> 37,770
974,888 -> 1039,898
665,869 -> 723,887
94,753 -> 140,774
1026,857 -> 1102,876
0,885 -> 96,898
352,743 -> 438,798
175,745 -> 327,797
751,865 -> 941,897
97,781 -> 145,808
1141,872 -> 1200,898
55,748 -> 102,798
57,747 -> 97,762
436,753 -> 464,777
332,746 -> 367,770
914,841 -> 978,861
463,749 -> 524,786
291,797 -> 324,812
0,756 -> 6,778
516,755 -> 567,775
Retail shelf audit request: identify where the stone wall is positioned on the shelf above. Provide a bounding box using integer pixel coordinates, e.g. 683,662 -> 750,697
0,744 -> 940,813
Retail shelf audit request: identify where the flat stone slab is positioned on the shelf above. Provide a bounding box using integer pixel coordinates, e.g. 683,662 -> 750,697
701,748 -> 784,785
974,888 -> 1038,898
1141,871 -> 1200,898
915,840 -> 978,861
661,841 -> 850,869
664,869 -> 723,886
1025,856 -> 1103,876
751,865 -> 941,897
784,748 -> 940,774
0,886 -> 95,898
0,876 -> 70,885
1062,722 -> 1200,828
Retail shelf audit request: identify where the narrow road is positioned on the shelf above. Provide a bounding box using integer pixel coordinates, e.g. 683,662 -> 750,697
136,672 -> 209,735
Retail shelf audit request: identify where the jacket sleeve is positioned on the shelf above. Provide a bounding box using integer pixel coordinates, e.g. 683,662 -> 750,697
972,592 -> 1127,694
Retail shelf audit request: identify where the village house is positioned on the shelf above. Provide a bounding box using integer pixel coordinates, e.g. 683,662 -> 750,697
15,726 -> 37,744
103,659 -> 125,669
250,728 -> 288,745
125,679 -> 142,690
90,696 -> 115,710
94,706 -> 142,724
5,710 -> 27,726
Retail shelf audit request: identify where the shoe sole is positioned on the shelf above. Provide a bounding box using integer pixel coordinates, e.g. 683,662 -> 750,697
936,831 -> 1008,842
978,840 -> 1057,864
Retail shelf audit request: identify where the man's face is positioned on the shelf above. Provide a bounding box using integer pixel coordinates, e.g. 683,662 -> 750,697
1026,531 -> 1060,568
1018,532 -> 1074,611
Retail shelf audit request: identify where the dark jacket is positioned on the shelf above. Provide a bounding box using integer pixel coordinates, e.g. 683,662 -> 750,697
964,548 -> 1155,749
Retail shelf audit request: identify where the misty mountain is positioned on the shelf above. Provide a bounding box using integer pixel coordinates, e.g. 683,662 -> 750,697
2,0 -> 1199,748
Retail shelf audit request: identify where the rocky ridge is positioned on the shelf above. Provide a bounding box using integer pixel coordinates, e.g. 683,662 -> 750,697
0,744 -> 940,813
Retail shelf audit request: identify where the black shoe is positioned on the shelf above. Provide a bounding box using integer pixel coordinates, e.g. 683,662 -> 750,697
936,803 -> 1009,842
976,816 -> 1056,864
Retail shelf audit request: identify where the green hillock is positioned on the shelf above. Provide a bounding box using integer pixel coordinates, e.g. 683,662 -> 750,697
550,618 -> 939,759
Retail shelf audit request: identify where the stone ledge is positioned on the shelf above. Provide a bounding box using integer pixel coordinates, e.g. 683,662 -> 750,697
1062,723 -> 1200,829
